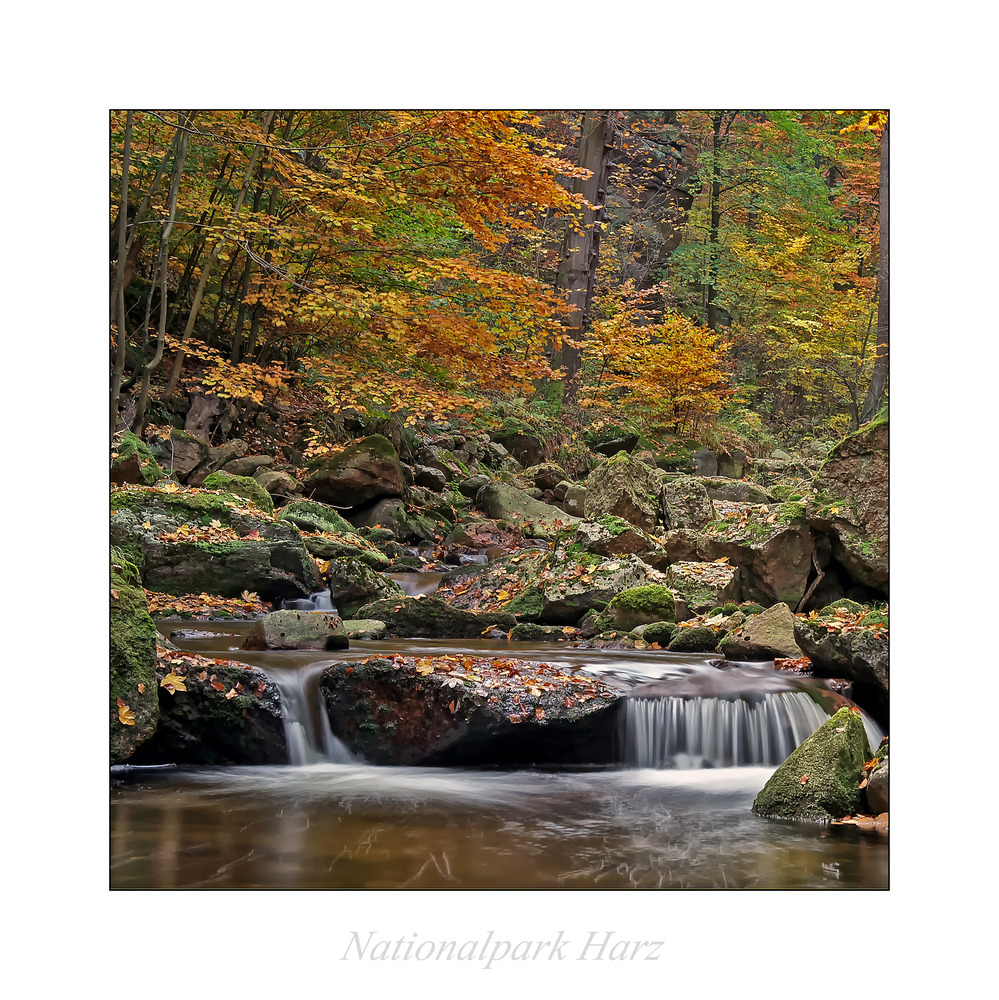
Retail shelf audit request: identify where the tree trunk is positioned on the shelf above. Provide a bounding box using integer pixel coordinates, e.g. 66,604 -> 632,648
550,110 -> 615,402
110,112 -> 133,437
860,122 -> 889,422
705,111 -> 724,330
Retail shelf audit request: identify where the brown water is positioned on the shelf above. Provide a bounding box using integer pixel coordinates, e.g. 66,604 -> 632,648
109,622 -> 889,889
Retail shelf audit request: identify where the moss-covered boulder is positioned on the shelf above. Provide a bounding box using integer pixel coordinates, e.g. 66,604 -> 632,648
202,471 -> 274,514
111,431 -> 163,486
510,623 -> 573,642
301,533 -> 390,570
719,602 -> 803,661
700,477 -> 770,504
348,497 -> 439,542
572,516 -> 659,558
326,556 -> 406,617
241,609 -> 348,650
129,651 -> 287,765
752,707 -> 872,821
303,434 -> 404,508
110,484 -> 323,602
584,451 -> 662,531
277,499 -> 358,535
342,618 -> 387,640
354,595 -> 516,639
606,584 -> 676,631
320,655 -> 619,766
637,620 -> 676,646
667,625 -> 722,653
660,475 -> 716,530
807,414 -> 889,594
110,552 -> 160,763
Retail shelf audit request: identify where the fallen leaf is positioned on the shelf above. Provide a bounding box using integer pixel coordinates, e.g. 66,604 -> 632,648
800,774 -> 809,785
225,688 -> 238,700
118,702 -> 136,726
137,682 -> 146,693
160,672 -> 187,694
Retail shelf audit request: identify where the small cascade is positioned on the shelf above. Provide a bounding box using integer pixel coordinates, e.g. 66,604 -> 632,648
622,693 -> 882,769
265,662 -> 354,765
280,590 -> 339,614
387,572 -> 444,598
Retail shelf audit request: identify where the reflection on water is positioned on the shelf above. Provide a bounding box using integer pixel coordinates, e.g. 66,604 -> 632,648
111,763 -> 888,889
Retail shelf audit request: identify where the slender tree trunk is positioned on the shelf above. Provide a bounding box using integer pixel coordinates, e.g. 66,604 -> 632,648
705,111 -> 723,330
860,122 -> 889,423
162,112 -> 275,400
110,112 -> 133,437
550,110 -> 615,402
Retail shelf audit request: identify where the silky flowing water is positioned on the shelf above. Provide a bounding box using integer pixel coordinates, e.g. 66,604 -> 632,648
110,622 -> 888,889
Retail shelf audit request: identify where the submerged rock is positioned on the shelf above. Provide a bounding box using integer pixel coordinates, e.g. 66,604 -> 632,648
752,707 -> 872,821
241,610 -> 349,650
320,654 -> 619,766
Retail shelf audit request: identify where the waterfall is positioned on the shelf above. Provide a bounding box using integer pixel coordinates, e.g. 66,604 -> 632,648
387,572 -> 443,598
265,662 -> 354,765
280,590 -> 339,613
622,693 -> 883,769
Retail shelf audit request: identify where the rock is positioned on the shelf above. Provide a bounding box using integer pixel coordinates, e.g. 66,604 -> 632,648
303,434 -> 405,507
320,655 -> 619,765
483,440 -> 510,468
253,468 -> 300,500
807,415 -> 889,593
606,585 -> 676,631
510,623 -> 572,641
457,474 -> 491,499
665,561 -> 741,616
111,431 -> 164,486
667,625 -> 722,653
326,556 -> 406,617
492,427 -> 544,467
475,482 -> 577,536
110,485 -> 324,602
354,595 -> 516,639
793,618 -> 889,727
148,428 -> 211,480
413,464 -> 448,492
130,654 -> 287,765
719,602 -> 803,660
525,463 -> 568,492
639,621 -> 676,646
277,499 -> 357,535
592,435 -> 639,457
187,438 -> 249,486
302,535 -> 390,570
693,448 -> 718,476
562,484 -> 587,517
866,755 -> 889,813
342,619 -> 387,640
242,610 -> 348,650
184,393 -> 233,440
660,476 -> 716,530
201,471 -> 274,514
716,449 -> 747,479
110,553 -> 160,763
752,707 -> 872,821
584,451 -> 662,531
572,516 -> 658,558
348,498 -> 438,542
221,455 -> 274,478
700,477 -> 771,504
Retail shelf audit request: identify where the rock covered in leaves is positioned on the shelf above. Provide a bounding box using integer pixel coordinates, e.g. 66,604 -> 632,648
110,553 -> 160,763
320,654 -> 619,765
110,483 -> 324,602
719,602 -> 804,660
241,609 -> 349,650
354,595 -> 516,639
302,434 -> 404,508
664,560 -> 741,616
584,451 -> 662,531
128,646 -> 287,765
752,707 -> 872,821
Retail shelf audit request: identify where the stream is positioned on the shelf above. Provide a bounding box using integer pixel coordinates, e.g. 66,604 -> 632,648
110,621 -> 889,889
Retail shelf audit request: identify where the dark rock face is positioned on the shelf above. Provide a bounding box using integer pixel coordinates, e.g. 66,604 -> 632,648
753,707 -> 872,821
320,656 -> 620,766
129,658 -> 287,766
354,596 -> 516,639
793,619 -> 889,727
866,756 -> 889,813
807,417 -> 889,594
110,486 -> 324,602
242,610 -> 349,650
303,434 -> 404,507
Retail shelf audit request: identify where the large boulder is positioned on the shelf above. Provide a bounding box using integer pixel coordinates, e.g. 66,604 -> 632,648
277,499 -> 358,536
326,556 -> 406,616
202,471 -> 274,514
700,477 -> 770,504
752,707 -> 872,821
348,497 -> 438,542
572,516 -> 659,558
242,610 -> 348,650
665,561 -> 741,617
110,552 -> 160,763
129,649 -> 287,765
793,617 -> 889,727
807,415 -> 889,593
320,655 -> 619,765
719,602 -> 803,660
475,482 -> 577,536
605,585 -> 676,631
584,451 -> 662,531
354,595 -> 516,639
110,484 -> 324,602
303,434 -> 404,508
660,476 -> 716,530
147,428 -> 211,480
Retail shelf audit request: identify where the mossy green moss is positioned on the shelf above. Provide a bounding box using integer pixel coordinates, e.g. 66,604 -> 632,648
667,625 -> 720,652
608,585 -> 676,618
203,471 -> 274,514
112,431 -> 164,485
640,621 -> 677,646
